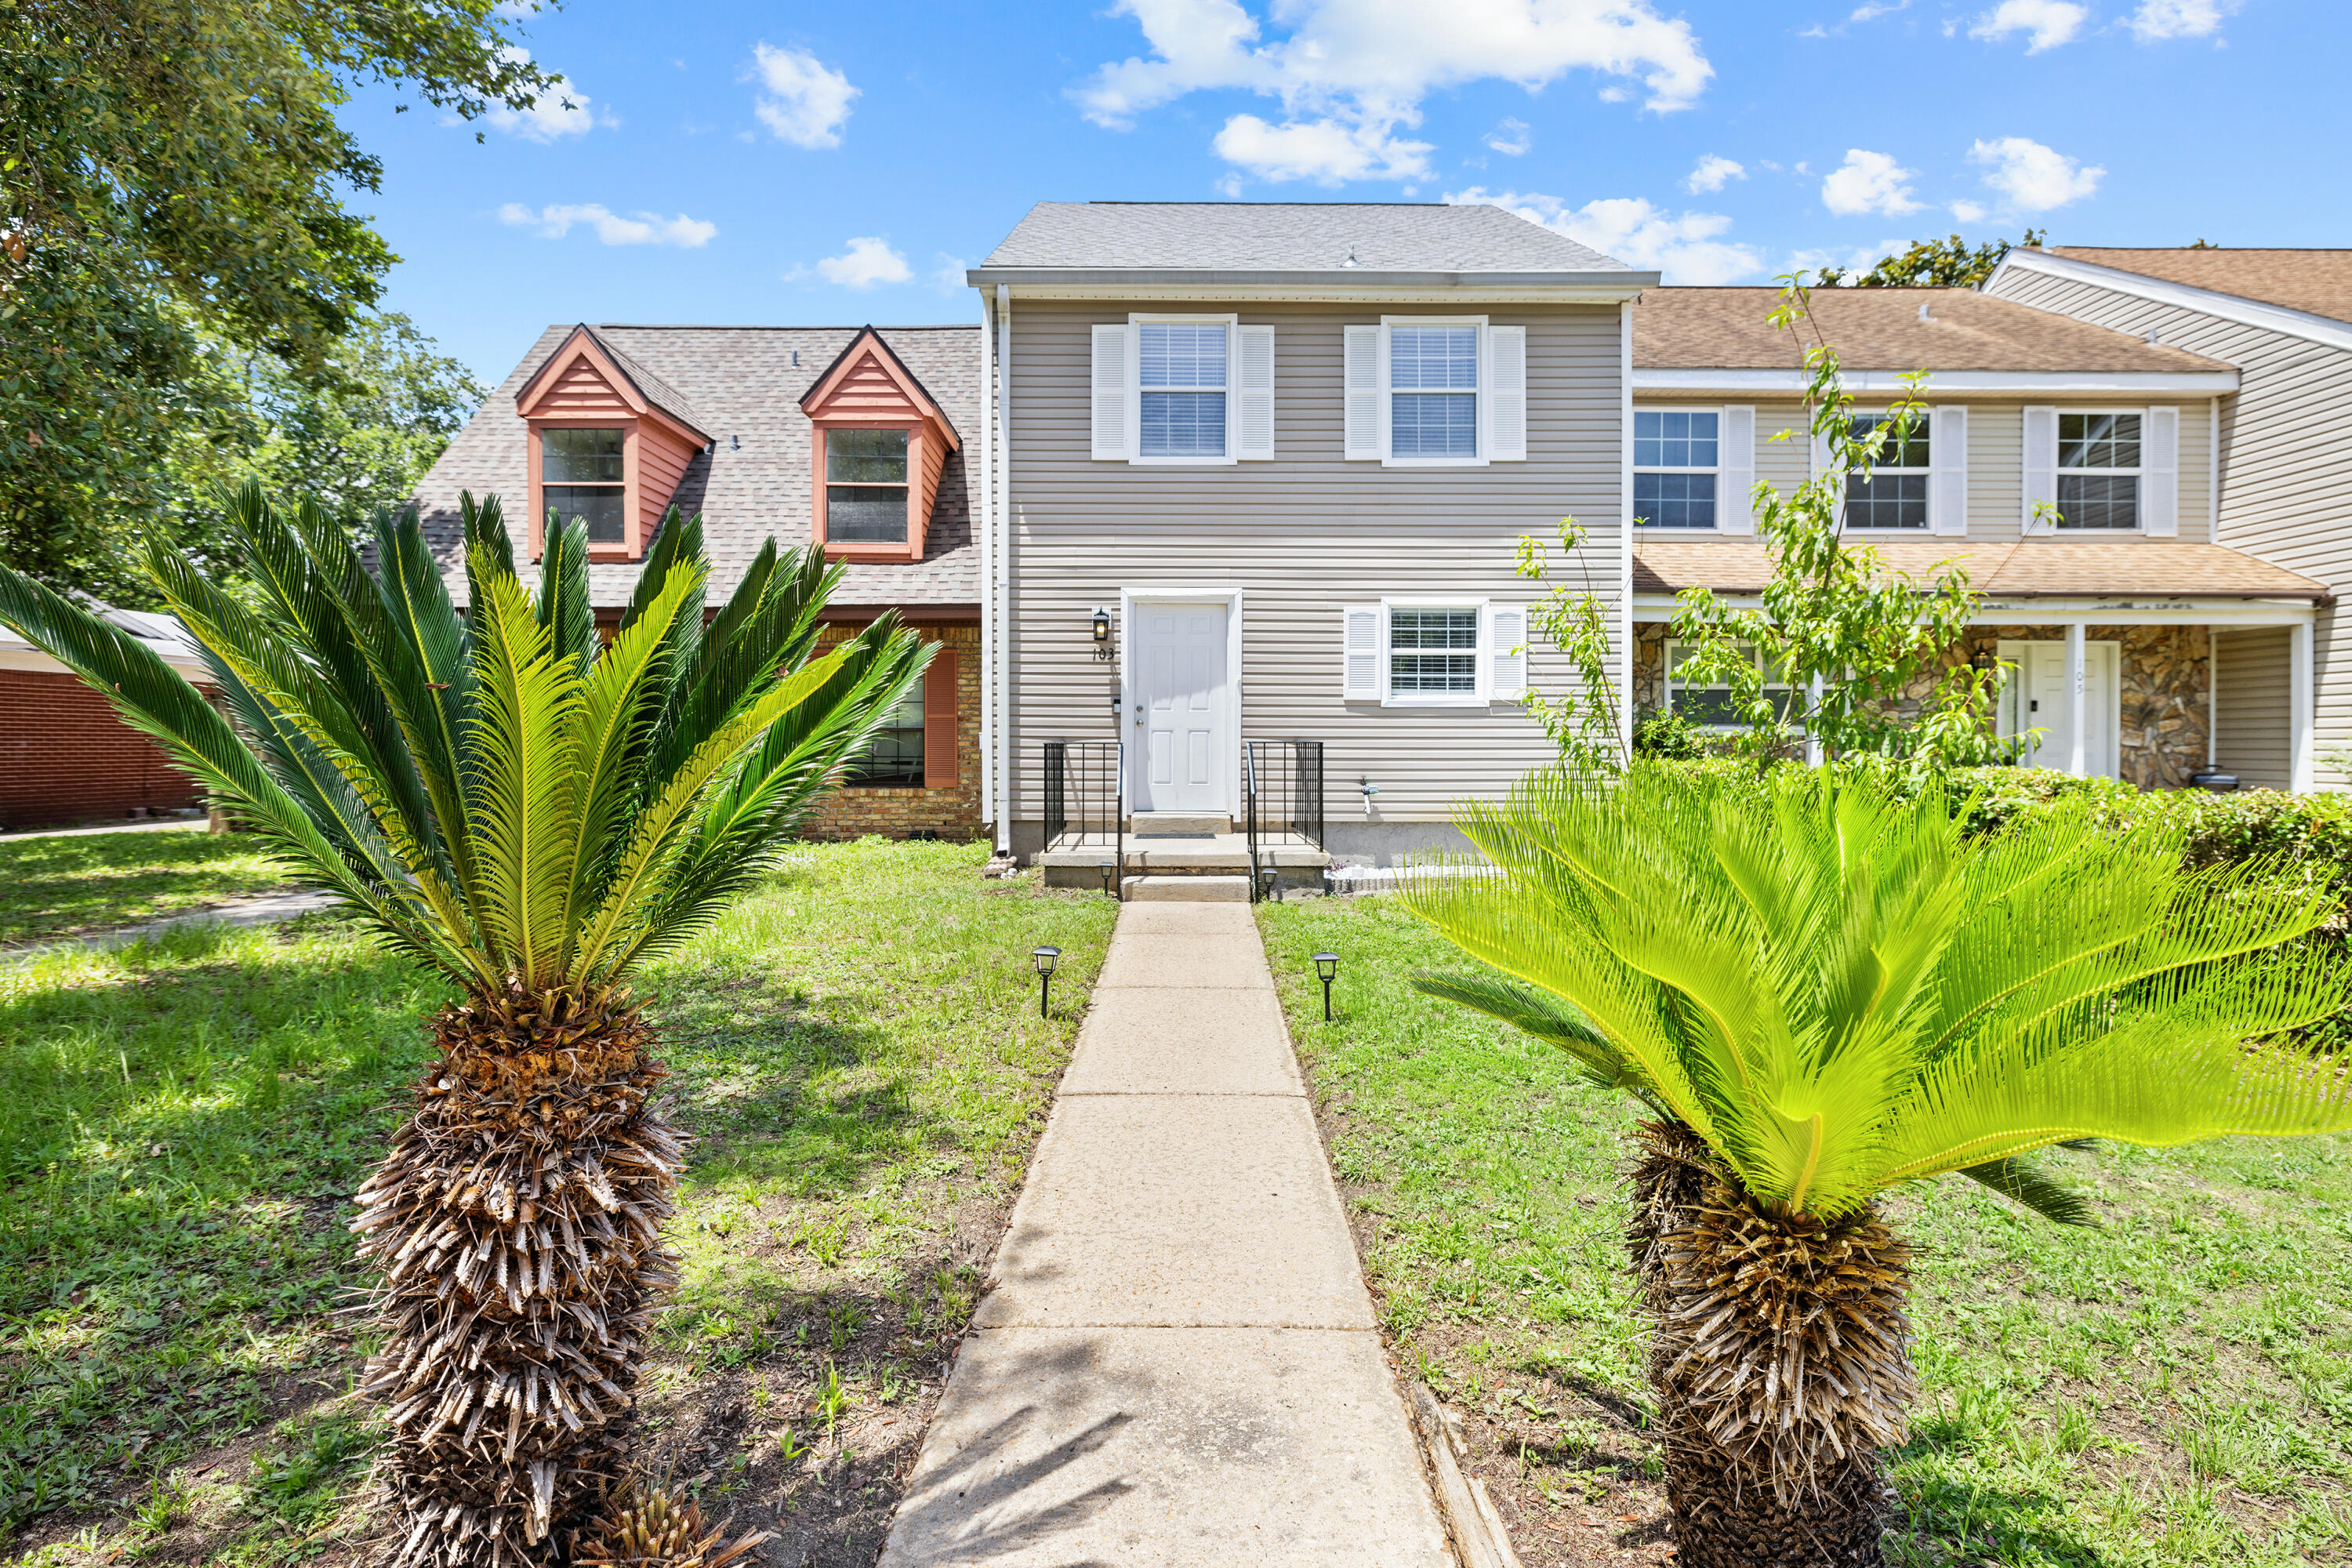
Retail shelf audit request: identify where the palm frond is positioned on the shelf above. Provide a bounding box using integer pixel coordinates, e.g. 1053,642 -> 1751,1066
1953,1152 -> 2097,1226
537,515 -> 597,677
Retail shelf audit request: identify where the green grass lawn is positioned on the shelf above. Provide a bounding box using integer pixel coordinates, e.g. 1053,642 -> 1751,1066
1259,893 -> 2352,1568
1,840 -> 1115,1568
0,829 -> 297,946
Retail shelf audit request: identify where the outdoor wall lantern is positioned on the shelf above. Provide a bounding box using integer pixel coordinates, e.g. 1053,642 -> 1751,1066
1098,860 -> 1118,900
1091,607 -> 1113,661
1032,946 -> 1062,1018
1312,951 -> 1341,1021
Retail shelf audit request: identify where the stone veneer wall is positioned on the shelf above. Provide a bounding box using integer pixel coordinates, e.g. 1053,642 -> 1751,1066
1630,622 -> 2212,789
800,621 -> 985,840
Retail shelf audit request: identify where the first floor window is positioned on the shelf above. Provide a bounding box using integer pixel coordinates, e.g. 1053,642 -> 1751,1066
1389,325 -> 1479,458
1139,322 -> 1227,457
848,684 -> 924,786
1666,641 -> 1796,729
826,427 -> 910,543
542,427 -> 626,543
2056,412 -> 2141,530
1634,410 -> 1719,528
1389,608 -> 1480,695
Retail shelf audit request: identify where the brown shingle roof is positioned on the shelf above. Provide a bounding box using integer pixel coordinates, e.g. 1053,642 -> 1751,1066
2044,248 -> 2352,327
1633,287 -> 2229,373
1635,539 -> 2329,602
410,325 -> 982,612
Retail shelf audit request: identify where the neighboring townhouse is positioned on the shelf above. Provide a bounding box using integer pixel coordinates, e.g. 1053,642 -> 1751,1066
1986,247 -> 2352,789
964,202 -> 1656,869
2,606 -> 213,829
1630,286 -> 2328,790
407,321 -> 985,840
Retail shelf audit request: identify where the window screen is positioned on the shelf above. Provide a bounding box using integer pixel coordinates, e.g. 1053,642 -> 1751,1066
1389,608 -> 1480,695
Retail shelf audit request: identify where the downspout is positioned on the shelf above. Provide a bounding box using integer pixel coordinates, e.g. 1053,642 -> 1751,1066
1618,297 -> 1636,760
995,284 -> 1014,852
976,287 -> 996,837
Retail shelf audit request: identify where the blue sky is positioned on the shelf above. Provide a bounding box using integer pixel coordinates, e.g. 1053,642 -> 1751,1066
341,0 -> 2350,387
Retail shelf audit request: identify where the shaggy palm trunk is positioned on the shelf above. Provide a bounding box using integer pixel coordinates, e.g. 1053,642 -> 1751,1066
351,985 -> 686,1566
1629,1123 -> 1914,1568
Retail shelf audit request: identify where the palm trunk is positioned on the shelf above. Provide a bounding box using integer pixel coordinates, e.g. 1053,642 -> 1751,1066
352,984 -> 686,1566
1629,1122 -> 1912,1568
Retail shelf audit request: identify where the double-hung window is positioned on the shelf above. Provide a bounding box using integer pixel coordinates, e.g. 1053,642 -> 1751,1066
1139,323 -> 1228,459
825,428 -> 910,543
1634,411 -> 1719,528
541,428 -> 626,544
1388,326 -> 1479,459
1665,641 -> 1797,730
2057,412 -> 2141,530
847,683 -> 926,786
1843,413 -> 1930,530
1389,608 -> 1481,696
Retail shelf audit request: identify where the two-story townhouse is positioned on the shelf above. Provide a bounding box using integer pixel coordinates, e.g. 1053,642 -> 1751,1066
1986,247 -> 2352,790
408,320 -> 986,840
1628,286 -> 2329,790
964,202 -> 1655,884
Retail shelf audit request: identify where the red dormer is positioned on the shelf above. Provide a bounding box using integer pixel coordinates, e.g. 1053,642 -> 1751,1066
799,327 -> 962,564
514,326 -> 711,561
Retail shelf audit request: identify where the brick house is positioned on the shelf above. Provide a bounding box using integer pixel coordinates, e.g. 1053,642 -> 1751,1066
406,321 -> 985,840
2,607 -> 213,830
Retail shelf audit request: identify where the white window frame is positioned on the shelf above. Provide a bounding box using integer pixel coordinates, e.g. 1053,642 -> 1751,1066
1381,597 -> 1490,708
1128,312 -> 1240,467
1838,408 -> 1933,533
2052,408 -> 2146,534
1381,315 -> 1488,468
1663,639 -> 1796,731
1632,405 -> 1724,531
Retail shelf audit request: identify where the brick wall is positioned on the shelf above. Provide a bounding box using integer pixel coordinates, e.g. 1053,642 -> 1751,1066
0,668 -> 206,829
800,622 -> 985,840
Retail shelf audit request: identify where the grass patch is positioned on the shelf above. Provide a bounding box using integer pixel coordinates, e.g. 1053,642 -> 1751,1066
0,829 -> 296,946
1260,893 -> 2352,1568
1,840 -> 1114,1567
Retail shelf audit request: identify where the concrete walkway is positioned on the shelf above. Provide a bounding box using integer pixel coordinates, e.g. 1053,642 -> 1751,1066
3,889 -> 338,961
880,902 -> 1450,1566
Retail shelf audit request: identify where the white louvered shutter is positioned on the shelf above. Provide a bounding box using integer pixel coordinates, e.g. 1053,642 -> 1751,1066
2021,405 -> 2058,534
1235,325 -> 1275,460
2143,405 -> 2180,535
1342,604 -> 1385,699
1091,324 -> 1132,460
1809,416 -> 1835,481
1486,604 -> 1527,701
1929,405 -> 1969,536
1344,325 -> 1381,460
1486,326 -> 1526,461
1719,405 -> 1756,534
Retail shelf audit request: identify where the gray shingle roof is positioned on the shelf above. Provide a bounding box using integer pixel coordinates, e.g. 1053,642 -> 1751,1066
586,329 -> 708,437
977,201 -> 1635,276
409,325 -> 981,612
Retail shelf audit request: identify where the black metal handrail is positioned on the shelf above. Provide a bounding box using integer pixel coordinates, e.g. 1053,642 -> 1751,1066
1041,739 -> 1126,898
1243,739 -> 1325,902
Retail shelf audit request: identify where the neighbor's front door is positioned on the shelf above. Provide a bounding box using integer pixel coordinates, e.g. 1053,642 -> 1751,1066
2001,639 -> 2119,777
1131,601 -> 1229,816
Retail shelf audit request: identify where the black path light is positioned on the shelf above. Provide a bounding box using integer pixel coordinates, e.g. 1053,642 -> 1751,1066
1312,951 -> 1340,1021
1032,946 -> 1062,1018
1099,860 -> 1118,899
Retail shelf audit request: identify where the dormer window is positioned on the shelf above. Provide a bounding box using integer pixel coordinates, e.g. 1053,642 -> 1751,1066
542,428 -> 627,543
825,428 -> 911,543
514,326 -> 711,561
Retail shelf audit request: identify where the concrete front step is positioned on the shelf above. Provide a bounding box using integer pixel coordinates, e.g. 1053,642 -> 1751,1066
1122,874 -> 1251,902
1128,811 -> 1229,835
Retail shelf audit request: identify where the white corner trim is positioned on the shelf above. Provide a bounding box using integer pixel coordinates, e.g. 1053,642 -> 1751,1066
1993,249 -> 2352,357
1632,368 -> 2238,394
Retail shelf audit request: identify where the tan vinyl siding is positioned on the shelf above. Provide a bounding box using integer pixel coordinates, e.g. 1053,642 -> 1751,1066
2213,626 -> 2292,789
1005,299 -> 1624,826
1757,402 -> 1809,497
1989,264 -> 2350,786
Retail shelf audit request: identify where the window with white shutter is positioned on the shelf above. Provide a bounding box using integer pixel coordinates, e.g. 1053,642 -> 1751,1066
1342,604 -> 1385,699
1486,604 -> 1527,700
1344,325 -> 1382,459
1486,326 -> 1526,461
1235,325 -> 1275,460
1344,601 -> 1523,706
2142,405 -> 2180,535
1091,324 -> 1131,460
1101,314 -> 1248,465
1379,317 -> 1489,466
1719,405 -> 1755,534
1928,405 -> 1969,536
2020,405 -> 2058,534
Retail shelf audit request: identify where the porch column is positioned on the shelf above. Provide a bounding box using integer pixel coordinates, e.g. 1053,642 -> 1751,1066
2291,618 -> 2316,793
2207,627 -> 2218,768
2065,622 -> 2086,777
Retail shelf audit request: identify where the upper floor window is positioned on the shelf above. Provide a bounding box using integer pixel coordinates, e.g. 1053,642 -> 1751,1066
1139,324 -> 1228,458
1389,326 -> 1479,459
1844,413 -> 1930,530
2057,412 -> 2140,530
541,428 -> 626,544
826,428 -> 910,543
1634,410 -> 1718,529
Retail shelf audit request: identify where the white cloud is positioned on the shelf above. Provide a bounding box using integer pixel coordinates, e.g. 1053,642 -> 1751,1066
1969,136 -> 2103,210
749,42 -> 858,148
1969,0 -> 2089,52
1820,148 -> 1922,216
1486,118 -> 1532,156
1446,187 -> 1762,284
1685,154 -> 1745,194
2126,0 -> 2239,39
485,49 -> 603,142
1950,198 -> 1989,222
1849,0 -> 1911,20
1076,0 -> 1712,183
931,253 -> 970,292
498,204 -> 717,247
1788,242 -> 1902,281
810,236 -> 912,289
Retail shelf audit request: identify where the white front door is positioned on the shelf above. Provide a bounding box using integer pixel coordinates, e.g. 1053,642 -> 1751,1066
2000,639 -> 2119,777
1131,601 -> 1229,814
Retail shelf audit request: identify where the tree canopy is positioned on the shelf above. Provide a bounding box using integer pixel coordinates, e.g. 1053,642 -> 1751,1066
1817,229 -> 2046,289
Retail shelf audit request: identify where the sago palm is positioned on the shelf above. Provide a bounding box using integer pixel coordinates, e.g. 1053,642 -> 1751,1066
0,484 -> 932,1566
1403,764 -> 2351,1568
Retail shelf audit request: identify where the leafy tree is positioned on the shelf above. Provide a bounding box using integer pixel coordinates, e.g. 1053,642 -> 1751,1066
1512,517 -> 1628,775
0,0 -> 553,598
0,488 -> 931,1566
1406,762 -> 2352,1566
1817,229 -> 2045,289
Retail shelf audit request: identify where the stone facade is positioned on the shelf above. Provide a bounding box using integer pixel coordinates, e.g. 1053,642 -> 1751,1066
800,620 -> 985,841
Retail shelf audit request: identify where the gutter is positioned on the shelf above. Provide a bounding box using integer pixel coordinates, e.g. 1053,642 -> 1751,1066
1632,368 -> 2239,394
966,265 -> 1657,296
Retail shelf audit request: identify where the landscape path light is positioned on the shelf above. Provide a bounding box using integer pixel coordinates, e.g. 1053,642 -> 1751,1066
1032,946 -> 1062,1018
1312,951 -> 1340,1021
1099,860 -> 1118,899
